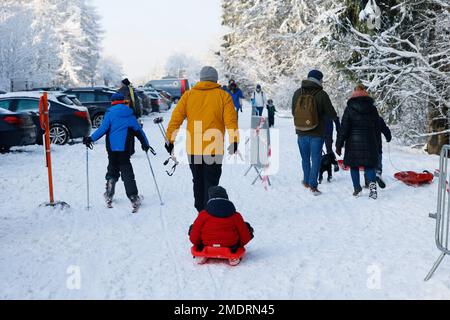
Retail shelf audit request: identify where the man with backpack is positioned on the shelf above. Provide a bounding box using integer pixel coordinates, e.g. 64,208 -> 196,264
292,70 -> 338,196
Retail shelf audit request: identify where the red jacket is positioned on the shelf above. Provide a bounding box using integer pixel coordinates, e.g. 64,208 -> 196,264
189,198 -> 253,248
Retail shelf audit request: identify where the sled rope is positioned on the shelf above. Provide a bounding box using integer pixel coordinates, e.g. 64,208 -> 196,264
387,143 -> 403,172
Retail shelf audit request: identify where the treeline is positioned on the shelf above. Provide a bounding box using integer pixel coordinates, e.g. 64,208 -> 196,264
0,0 -> 122,90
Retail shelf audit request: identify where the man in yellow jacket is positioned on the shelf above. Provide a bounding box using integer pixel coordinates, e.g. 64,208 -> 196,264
165,66 -> 239,212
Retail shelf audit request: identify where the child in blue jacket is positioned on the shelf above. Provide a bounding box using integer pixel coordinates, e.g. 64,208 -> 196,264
83,93 -> 153,210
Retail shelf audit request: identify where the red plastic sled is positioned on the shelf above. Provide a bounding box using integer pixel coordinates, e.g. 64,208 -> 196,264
338,160 -> 364,172
191,245 -> 246,260
394,171 -> 434,187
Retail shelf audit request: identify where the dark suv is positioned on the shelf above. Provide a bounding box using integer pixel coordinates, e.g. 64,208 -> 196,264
64,87 -> 117,128
0,92 -> 91,145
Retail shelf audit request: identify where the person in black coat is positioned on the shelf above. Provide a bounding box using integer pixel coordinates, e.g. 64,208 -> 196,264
336,85 -> 380,199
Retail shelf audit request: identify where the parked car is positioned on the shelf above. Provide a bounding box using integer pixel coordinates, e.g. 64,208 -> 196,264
142,90 -> 171,113
135,89 -> 152,116
145,78 -> 190,101
156,90 -> 173,109
27,86 -> 68,92
64,87 -> 117,128
0,91 -> 6,95
156,89 -> 174,102
0,92 -> 91,145
0,108 -> 36,152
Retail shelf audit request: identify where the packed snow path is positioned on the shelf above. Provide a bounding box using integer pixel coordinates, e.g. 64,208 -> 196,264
1,104 -> 449,299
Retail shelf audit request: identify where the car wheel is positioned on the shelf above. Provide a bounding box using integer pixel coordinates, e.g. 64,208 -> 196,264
92,113 -> 105,128
49,124 -> 70,145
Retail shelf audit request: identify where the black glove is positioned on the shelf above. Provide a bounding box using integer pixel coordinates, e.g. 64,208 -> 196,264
142,144 -> 156,155
165,142 -> 174,154
83,137 -> 93,149
228,142 -> 239,155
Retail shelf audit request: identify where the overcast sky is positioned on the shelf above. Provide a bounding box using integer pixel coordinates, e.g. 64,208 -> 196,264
93,0 -> 224,81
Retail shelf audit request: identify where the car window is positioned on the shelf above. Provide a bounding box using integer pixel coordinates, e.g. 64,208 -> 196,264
78,92 -> 96,102
16,99 -> 39,111
96,93 -> 111,102
0,100 -> 11,110
70,97 -> 83,106
57,95 -> 74,105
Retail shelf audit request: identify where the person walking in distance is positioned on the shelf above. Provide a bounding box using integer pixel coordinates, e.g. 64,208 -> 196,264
252,84 -> 266,116
292,70 -> 338,196
165,66 -> 239,212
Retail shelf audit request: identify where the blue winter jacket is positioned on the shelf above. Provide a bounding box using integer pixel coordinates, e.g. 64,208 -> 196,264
91,104 -> 149,152
223,87 -> 244,111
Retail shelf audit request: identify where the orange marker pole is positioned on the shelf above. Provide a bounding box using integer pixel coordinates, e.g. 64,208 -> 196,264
39,92 -> 54,204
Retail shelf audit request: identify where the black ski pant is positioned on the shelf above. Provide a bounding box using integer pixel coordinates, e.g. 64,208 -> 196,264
268,115 -> 275,127
106,151 -> 138,198
189,155 -> 223,212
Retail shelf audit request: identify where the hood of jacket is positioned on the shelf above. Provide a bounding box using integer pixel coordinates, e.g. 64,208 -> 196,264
193,81 -> 222,91
206,198 -> 236,218
301,80 -> 323,90
108,104 -> 134,118
347,96 -> 376,115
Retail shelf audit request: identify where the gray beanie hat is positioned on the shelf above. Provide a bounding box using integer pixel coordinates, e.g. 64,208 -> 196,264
200,66 -> 219,83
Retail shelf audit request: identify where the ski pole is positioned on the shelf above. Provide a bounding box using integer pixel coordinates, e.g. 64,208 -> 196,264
153,117 -> 179,176
145,152 -> 164,206
86,146 -> 90,210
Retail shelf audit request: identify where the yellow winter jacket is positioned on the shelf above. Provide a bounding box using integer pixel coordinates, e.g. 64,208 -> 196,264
166,81 -> 239,156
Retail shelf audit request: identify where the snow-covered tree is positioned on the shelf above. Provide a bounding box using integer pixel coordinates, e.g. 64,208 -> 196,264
220,0 -> 450,154
0,0 -> 104,89
98,56 -> 124,87
333,0 -> 450,153
164,53 -> 202,82
219,0 -> 350,110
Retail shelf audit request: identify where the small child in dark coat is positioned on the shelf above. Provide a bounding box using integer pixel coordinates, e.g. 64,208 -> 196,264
189,186 -> 254,266
266,99 -> 277,127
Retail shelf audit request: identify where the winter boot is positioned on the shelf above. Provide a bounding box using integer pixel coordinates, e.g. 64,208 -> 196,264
303,182 -> 310,189
369,182 -> 378,200
229,258 -> 241,267
104,179 -> 116,205
353,186 -> 363,197
310,187 -> 322,196
130,195 -> 142,213
376,174 -> 386,189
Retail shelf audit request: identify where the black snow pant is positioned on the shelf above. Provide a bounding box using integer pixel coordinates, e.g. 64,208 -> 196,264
268,115 -> 275,127
189,155 -> 223,212
106,151 -> 138,198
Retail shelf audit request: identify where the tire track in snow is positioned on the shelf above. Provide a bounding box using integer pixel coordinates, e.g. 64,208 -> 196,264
159,206 -> 185,297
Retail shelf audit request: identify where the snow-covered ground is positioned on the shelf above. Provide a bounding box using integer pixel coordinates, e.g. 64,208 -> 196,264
0,103 -> 449,300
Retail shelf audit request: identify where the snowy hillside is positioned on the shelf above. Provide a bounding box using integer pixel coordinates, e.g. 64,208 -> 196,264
0,104 -> 448,300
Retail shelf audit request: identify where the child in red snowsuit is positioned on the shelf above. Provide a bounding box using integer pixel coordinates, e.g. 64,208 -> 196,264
189,186 -> 254,265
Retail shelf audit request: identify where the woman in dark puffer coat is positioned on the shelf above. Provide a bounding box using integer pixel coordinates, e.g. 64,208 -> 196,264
336,85 -> 380,199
